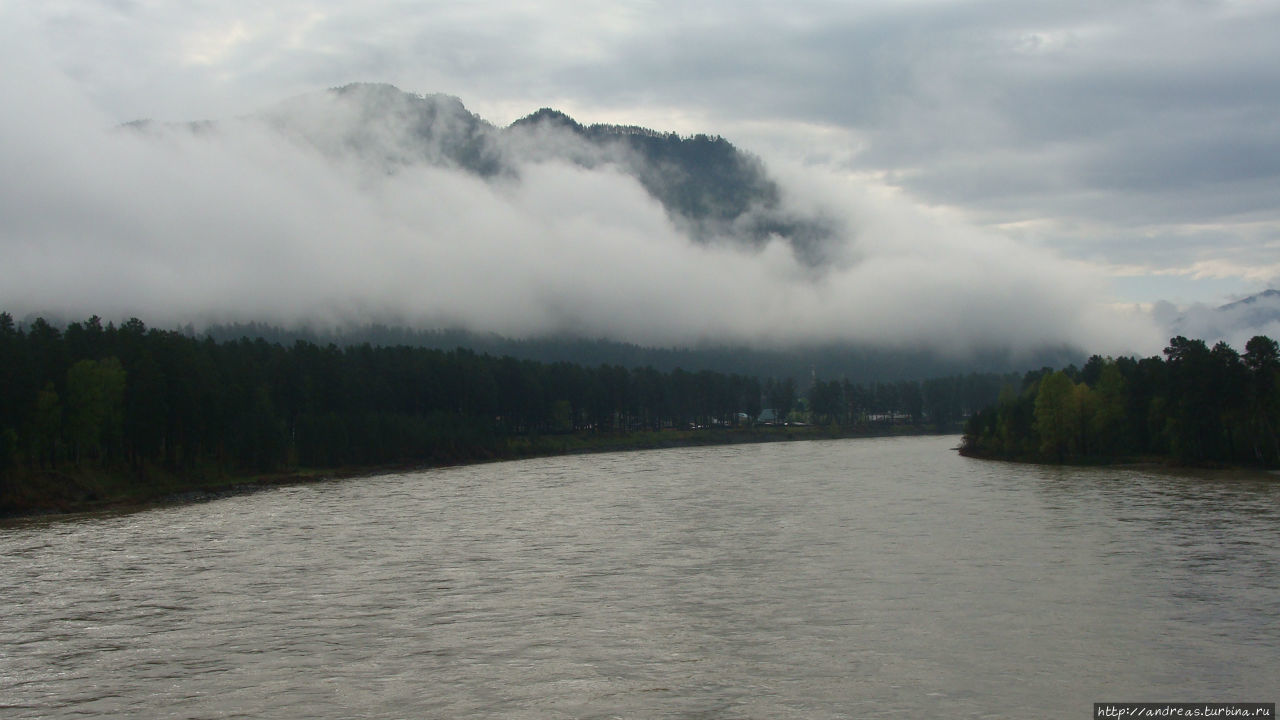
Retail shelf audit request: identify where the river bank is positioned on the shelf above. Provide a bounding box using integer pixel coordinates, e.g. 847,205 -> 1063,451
1,424 -> 941,519
957,445 -> 1280,485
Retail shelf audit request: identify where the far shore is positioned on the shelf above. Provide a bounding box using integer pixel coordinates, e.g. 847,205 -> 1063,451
958,445 -> 1280,481
1,424 -> 945,520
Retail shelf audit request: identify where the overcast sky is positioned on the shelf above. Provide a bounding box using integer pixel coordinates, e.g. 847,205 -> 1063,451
3,1 -> 1278,354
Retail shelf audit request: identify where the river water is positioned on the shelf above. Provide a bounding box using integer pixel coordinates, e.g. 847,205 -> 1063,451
1,435 -> 1276,718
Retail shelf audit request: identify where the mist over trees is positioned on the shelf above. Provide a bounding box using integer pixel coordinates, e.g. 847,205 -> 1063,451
962,335 -> 1280,466
198,321 -> 1082,386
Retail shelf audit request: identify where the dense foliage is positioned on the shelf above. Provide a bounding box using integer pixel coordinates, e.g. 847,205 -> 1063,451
0,312 -> 1014,512
961,336 -> 1280,466
0,314 -> 722,477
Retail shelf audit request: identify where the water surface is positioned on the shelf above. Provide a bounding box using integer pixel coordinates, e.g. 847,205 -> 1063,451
2,435 -> 1276,718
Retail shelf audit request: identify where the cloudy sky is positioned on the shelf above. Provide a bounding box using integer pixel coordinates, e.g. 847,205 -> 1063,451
3,0 -> 1279,355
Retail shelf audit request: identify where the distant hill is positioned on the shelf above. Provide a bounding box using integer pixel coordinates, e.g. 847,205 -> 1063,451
115,84 -> 1086,375
506,104 -> 835,263
201,321 -> 1083,385
1217,289 -> 1280,325
145,82 -> 837,265
262,83 -> 506,176
1163,289 -> 1280,348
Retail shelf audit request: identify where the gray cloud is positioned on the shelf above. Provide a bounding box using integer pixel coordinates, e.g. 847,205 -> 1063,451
554,1 -> 1280,292
1159,291 -> 1280,352
6,0 -> 1277,353
0,48 -> 1161,357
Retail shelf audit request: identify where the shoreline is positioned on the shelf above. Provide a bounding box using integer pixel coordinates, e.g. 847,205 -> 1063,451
957,446 -> 1280,480
1,425 -> 945,521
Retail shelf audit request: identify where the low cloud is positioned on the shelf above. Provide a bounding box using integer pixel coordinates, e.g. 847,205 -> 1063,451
0,42 -> 1163,358
1157,292 -> 1280,353
11,1 -> 1280,307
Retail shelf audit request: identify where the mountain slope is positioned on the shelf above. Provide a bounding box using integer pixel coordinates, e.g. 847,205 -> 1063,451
1162,289 -> 1280,348
260,83 -> 505,175
507,107 -> 834,261
237,83 -> 837,264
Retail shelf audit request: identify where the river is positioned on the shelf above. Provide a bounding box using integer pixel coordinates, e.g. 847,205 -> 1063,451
1,435 -> 1276,718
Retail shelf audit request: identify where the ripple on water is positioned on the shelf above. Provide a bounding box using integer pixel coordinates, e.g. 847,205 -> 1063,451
1,435 -> 1277,719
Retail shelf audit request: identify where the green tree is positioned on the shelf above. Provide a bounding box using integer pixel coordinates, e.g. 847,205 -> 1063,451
742,376 -> 762,424
65,358 -> 127,465
236,384 -> 286,472
1090,361 -> 1129,456
1071,382 -> 1098,456
0,427 -> 17,479
1163,337 -> 1214,461
30,383 -> 62,469
1243,335 -> 1280,463
808,379 -> 844,425
766,377 -> 797,423
1034,370 -> 1078,461
124,352 -> 168,468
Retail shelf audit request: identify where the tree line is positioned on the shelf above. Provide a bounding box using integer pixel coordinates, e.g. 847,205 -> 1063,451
961,335 -> 1280,466
198,321 -> 1063,386
0,312 -> 1014,507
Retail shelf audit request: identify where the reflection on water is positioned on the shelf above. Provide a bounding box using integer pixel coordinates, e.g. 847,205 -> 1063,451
1,435 -> 1276,719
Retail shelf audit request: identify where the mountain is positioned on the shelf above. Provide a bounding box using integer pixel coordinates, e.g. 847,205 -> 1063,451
260,83 -> 505,176
163,83 -> 837,265
506,105 -> 835,262
1161,289 -> 1280,349
1217,289 -> 1280,327
109,84 -> 1089,379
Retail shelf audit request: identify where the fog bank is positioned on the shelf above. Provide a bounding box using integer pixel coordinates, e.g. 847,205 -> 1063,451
0,50 -> 1163,358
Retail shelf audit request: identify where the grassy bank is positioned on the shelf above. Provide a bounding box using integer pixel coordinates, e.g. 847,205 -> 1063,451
1,424 -> 939,519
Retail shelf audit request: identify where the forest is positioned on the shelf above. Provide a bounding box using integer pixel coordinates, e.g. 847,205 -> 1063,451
199,321 -> 1077,385
961,335 -> 1280,466
0,312 -> 1007,513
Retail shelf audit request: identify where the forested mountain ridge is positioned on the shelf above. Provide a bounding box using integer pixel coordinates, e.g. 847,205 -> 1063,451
197,321 -> 1083,386
134,82 -> 836,265
961,335 -> 1280,466
506,104 -> 835,262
